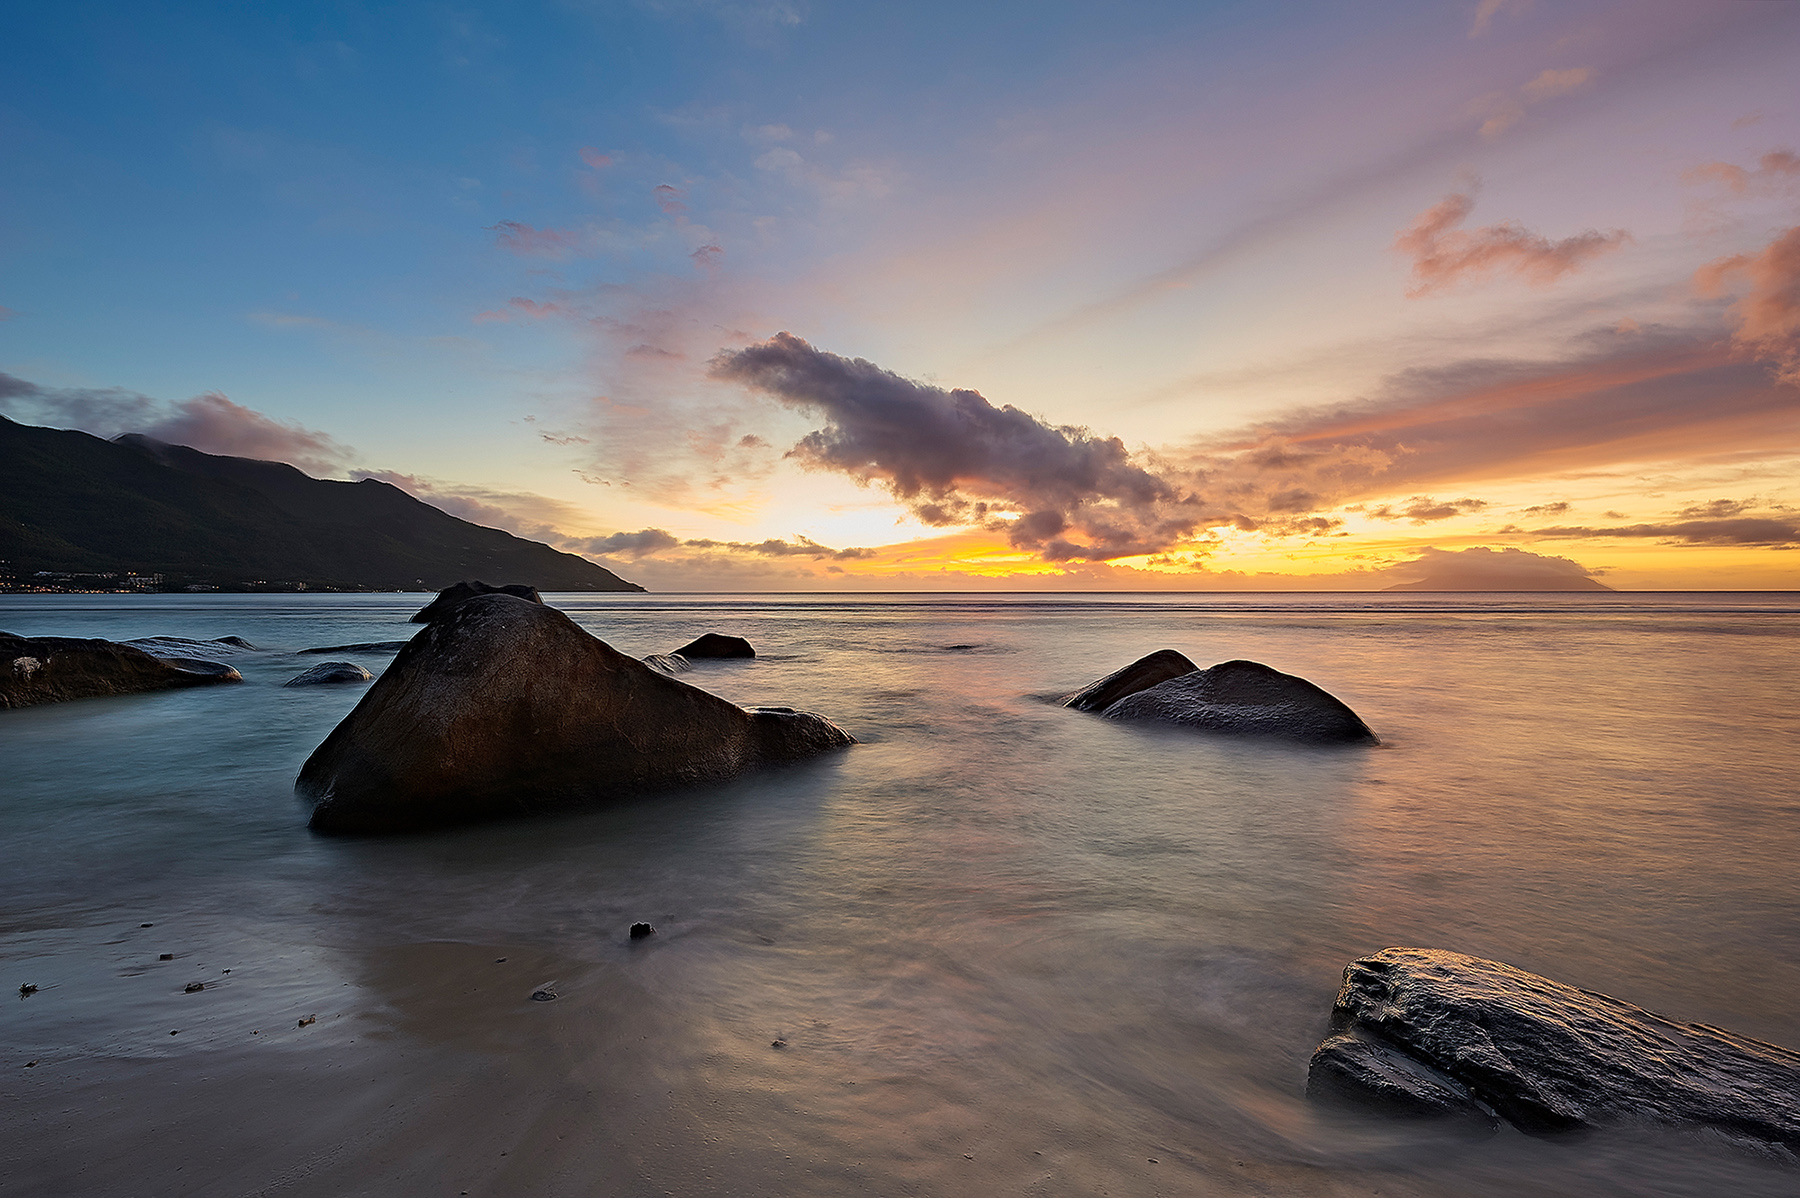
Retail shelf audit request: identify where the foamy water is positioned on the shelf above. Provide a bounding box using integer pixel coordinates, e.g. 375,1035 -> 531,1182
4,592 -> 1799,1196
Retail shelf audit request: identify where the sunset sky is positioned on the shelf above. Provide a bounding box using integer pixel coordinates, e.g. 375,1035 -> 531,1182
3,0 -> 1798,589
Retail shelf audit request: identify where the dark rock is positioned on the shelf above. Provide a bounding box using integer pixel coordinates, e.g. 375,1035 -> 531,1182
411,580 -> 542,625
2,632 -> 242,710
1101,659 -> 1376,744
159,953 -> 174,961
123,635 -> 256,662
283,661 -> 373,687
18,983 -> 37,998
297,1015 -> 315,1027
299,641 -> 410,655
629,922 -> 656,940
1308,947 -> 1800,1149
530,988 -> 557,1002
184,981 -> 205,993
298,594 -> 854,834
672,633 -> 754,659
641,653 -> 690,676
1060,649 -> 1198,712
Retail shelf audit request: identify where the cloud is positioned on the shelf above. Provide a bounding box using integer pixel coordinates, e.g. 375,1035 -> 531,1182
1376,546 -> 1608,591
1362,495 -> 1489,522
352,469 -> 587,535
570,528 -> 682,557
487,219 -> 584,258
1695,225 -> 1800,383
680,535 -> 874,559
1521,500 -> 1571,515
653,184 -> 687,215
1529,518 -> 1800,546
1396,183 -> 1630,294
711,332 -> 1205,561
0,373 -> 352,474
1683,150 -> 1800,196
1469,0 -> 1530,38
1519,67 -> 1594,103
1473,64 -> 1595,137
578,146 -> 612,169
0,305 -> 14,321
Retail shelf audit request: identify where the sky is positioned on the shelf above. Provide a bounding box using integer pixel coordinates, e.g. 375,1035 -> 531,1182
2,0 -> 1798,590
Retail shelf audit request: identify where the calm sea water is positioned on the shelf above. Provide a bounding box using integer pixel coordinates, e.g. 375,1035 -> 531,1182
3,591 -> 1799,1196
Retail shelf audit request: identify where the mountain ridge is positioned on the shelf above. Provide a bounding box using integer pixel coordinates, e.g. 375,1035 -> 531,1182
0,416 -> 642,592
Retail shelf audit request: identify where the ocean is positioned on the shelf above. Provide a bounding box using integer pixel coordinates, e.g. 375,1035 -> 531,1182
3,591 -> 1799,1196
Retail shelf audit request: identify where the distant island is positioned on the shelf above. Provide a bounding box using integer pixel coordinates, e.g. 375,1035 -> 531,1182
0,416 -> 642,593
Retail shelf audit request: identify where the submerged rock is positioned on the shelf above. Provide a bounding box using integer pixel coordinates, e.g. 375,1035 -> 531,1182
1308,947 -> 1800,1149
297,594 -> 853,833
123,635 -> 257,662
410,580 -> 542,625
2,631 -> 242,709
1060,648 -> 1198,712
672,633 -> 754,659
1101,659 -> 1376,744
283,661 -> 373,687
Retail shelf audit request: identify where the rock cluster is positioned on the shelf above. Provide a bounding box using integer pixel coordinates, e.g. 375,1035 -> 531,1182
1308,947 -> 1800,1149
2,631 -> 242,709
1063,651 -> 1376,744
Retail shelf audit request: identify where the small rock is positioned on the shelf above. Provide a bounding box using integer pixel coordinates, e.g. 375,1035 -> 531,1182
530,989 -> 557,1002
283,661 -> 373,687
159,953 -> 174,961
24,1060 -> 37,1068
672,633 -> 755,659
18,983 -> 37,998
141,923 -> 153,928
170,1030 -> 179,1036
297,1015 -> 316,1027
771,1039 -> 787,1049
495,957 -> 507,963
185,982 -> 205,993
629,922 -> 656,940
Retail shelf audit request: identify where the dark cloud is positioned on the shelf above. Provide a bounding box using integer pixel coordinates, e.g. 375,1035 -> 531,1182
1,373 -> 352,474
682,535 -> 874,560
1521,500 -> 1571,515
710,332 -> 1205,560
1396,184 -> 1630,295
1528,518 -> 1800,546
569,528 -> 683,557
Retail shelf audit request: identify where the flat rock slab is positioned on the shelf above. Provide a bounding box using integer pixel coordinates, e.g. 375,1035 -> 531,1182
3,632 -> 242,709
284,661 -> 374,686
1308,947 -> 1800,1150
297,594 -> 852,834
299,641 -> 410,655
1060,648 -> 1197,712
123,635 -> 257,662
641,653 -> 691,676
673,633 -> 754,659
1098,659 -> 1376,744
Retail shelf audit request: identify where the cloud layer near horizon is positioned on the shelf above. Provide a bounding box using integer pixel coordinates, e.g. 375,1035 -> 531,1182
0,372 -> 352,473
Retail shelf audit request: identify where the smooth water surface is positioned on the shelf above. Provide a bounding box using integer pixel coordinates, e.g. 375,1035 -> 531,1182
3,592 -> 1798,1196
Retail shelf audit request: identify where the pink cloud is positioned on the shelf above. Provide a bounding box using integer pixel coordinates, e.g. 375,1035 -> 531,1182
1696,225 -> 1800,383
578,146 -> 612,169
1396,185 -> 1630,295
1682,150 -> 1800,196
653,184 -> 687,215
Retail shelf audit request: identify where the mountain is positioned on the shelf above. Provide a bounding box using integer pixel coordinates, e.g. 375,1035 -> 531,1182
0,416 -> 642,592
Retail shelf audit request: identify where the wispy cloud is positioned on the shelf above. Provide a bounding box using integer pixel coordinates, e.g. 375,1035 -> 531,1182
0,373 -> 352,474
1683,149 -> 1800,196
487,219 -> 584,258
1473,64 -> 1595,137
1396,182 -> 1630,294
1469,0 -> 1531,39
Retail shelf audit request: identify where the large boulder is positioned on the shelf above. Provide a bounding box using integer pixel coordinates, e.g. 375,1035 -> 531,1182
284,661 -> 373,687
297,594 -> 853,833
1308,948 -> 1800,1149
410,580 -> 541,625
2,631 -> 242,709
1060,649 -> 1197,712
1100,659 -> 1376,744
673,633 -> 755,659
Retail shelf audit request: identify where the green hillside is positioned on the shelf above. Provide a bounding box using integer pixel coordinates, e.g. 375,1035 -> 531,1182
0,417 -> 642,592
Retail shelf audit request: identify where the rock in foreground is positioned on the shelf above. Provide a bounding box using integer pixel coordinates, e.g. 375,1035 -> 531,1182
284,661 -> 373,687
2,631 -> 242,709
1060,648 -> 1197,712
298,594 -> 853,833
1308,947 -> 1800,1149
1081,658 -> 1376,744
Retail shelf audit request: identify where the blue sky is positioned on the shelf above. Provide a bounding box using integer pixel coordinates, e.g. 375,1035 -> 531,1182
4,1 -> 1799,588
